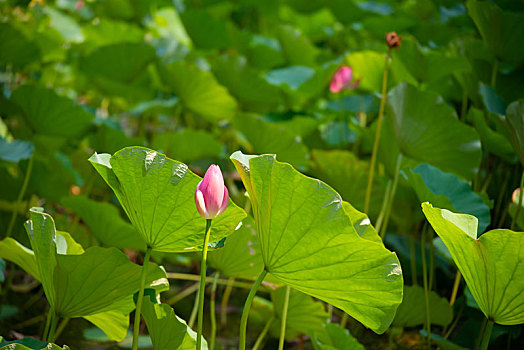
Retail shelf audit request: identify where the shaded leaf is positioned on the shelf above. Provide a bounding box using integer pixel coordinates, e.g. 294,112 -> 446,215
393,285 -> 453,327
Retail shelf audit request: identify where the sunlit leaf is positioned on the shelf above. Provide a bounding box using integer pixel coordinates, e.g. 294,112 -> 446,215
312,323 -> 365,350
231,151 -> 403,334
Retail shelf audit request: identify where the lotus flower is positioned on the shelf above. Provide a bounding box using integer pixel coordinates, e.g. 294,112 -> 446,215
195,164 -> 229,219
329,66 -> 359,93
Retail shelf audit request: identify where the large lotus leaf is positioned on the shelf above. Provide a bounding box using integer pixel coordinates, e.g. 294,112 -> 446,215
0,238 -> 39,280
505,100 -> 524,166
89,122 -> 146,155
24,208 -> 169,318
387,83 -> 481,179
151,129 -> 223,164
277,25 -> 318,66
310,150 -> 384,219
0,138 -> 34,163
61,195 -> 146,251
245,34 -> 285,69
342,201 -> 382,244
208,216 -> 264,280
82,18 -> 145,53
467,0 -> 524,63
233,114 -> 309,171
271,287 -> 329,339
159,61 -> 237,122
312,323 -> 365,350
10,85 -> 93,139
0,23 -> 41,68
83,310 -> 129,342
393,285 -> 453,328
212,54 -> 284,113
230,152 -> 403,334
345,51 -> 385,92
403,163 -> 491,233
89,147 -> 246,252
180,9 -> 229,50
422,203 -> 524,325
142,297 -> 205,349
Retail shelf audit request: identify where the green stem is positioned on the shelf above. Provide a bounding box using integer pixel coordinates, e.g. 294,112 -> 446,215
476,318 -> 487,350
6,156 -> 34,238
491,60 -> 499,88
375,180 -> 392,233
252,316 -> 275,350
54,317 -> 70,341
167,282 -> 200,305
444,302 -> 464,339
340,313 -> 349,328
47,313 -> 59,343
221,277 -> 235,329
511,171 -> 524,230
480,319 -> 494,350
379,153 -> 403,239
197,219 -> 213,350
210,272 -> 219,350
364,53 -> 391,213
166,273 -> 262,290
429,228 -> 435,290
278,285 -> 291,350
409,235 -> 418,285
132,247 -> 153,350
42,306 -> 53,342
449,271 -> 462,307
239,269 -> 268,350
189,287 -> 199,329
421,223 -> 431,349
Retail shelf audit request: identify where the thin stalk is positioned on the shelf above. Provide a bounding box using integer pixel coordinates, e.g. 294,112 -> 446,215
409,235 -> 418,285
340,313 -> 349,328
12,314 -> 45,330
278,285 -> 291,350
47,313 -> 59,343
352,112 -> 367,155
375,179 -> 392,233
379,153 -> 403,239
167,273 -> 266,290
429,228 -> 435,290
364,53 -> 391,213
494,169 -> 511,225
167,282 -> 200,305
239,269 -> 268,350
54,317 -> 70,341
197,219 -> 213,350
132,247 -> 153,350
221,277 -> 235,329
327,304 -> 333,321
476,318 -> 488,350
421,222 -> 432,349
42,307 -> 53,342
444,302 -> 464,339
6,156 -> 34,238
491,60 -> 499,88
252,316 -> 274,350
449,271 -> 462,307
189,288 -> 199,329
511,171 -> 524,230
210,273 -> 219,350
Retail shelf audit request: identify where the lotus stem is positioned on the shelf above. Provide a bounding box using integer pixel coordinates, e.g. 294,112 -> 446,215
43,306 -> 53,342
221,277 -> 235,329
54,317 -> 70,341
449,271 -> 462,307
364,53 -> 391,213
480,319 -> 494,350
511,171 -> 524,230
132,247 -> 152,350
278,285 -> 291,350
167,282 -> 200,305
379,153 -> 403,239
252,316 -> 275,350
239,269 -> 268,350
47,312 -> 59,343
6,156 -> 34,238
421,222 -> 431,349
210,272 -> 219,350
197,219 -> 213,350
340,313 -> 349,328
409,235 -> 418,285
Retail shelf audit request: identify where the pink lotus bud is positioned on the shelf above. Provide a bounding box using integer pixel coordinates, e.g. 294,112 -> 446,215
329,66 -> 360,93
513,188 -> 521,203
195,165 -> 229,219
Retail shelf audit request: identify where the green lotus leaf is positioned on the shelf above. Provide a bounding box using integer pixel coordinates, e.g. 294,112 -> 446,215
231,151 -> 403,334
312,323 -> 365,350
387,82 -> 481,179
0,138 -> 33,163
180,9 -> 229,50
393,285 -> 453,328
142,297 -> 206,349
0,337 -> 69,350
422,203 -> 524,325
467,0 -> 524,63
61,195 -> 146,251
10,85 -> 93,139
0,23 -> 41,68
159,61 -> 237,123
505,99 -> 524,166
151,129 -> 223,164
89,147 -> 246,252
403,163 -> 491,233
83,310 -> 130,343
277,25 -> 318,66
208,216 -> 264,280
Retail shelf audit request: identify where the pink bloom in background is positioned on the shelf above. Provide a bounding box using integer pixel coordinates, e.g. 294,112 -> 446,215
195,165 -> 229,219
513,188 -> 521,203
329,66 -> 360,93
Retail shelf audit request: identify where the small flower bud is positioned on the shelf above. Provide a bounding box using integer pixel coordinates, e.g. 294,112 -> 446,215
329,66 -> 360,93
195,164 -> 229,219
386,32 -> 402,49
